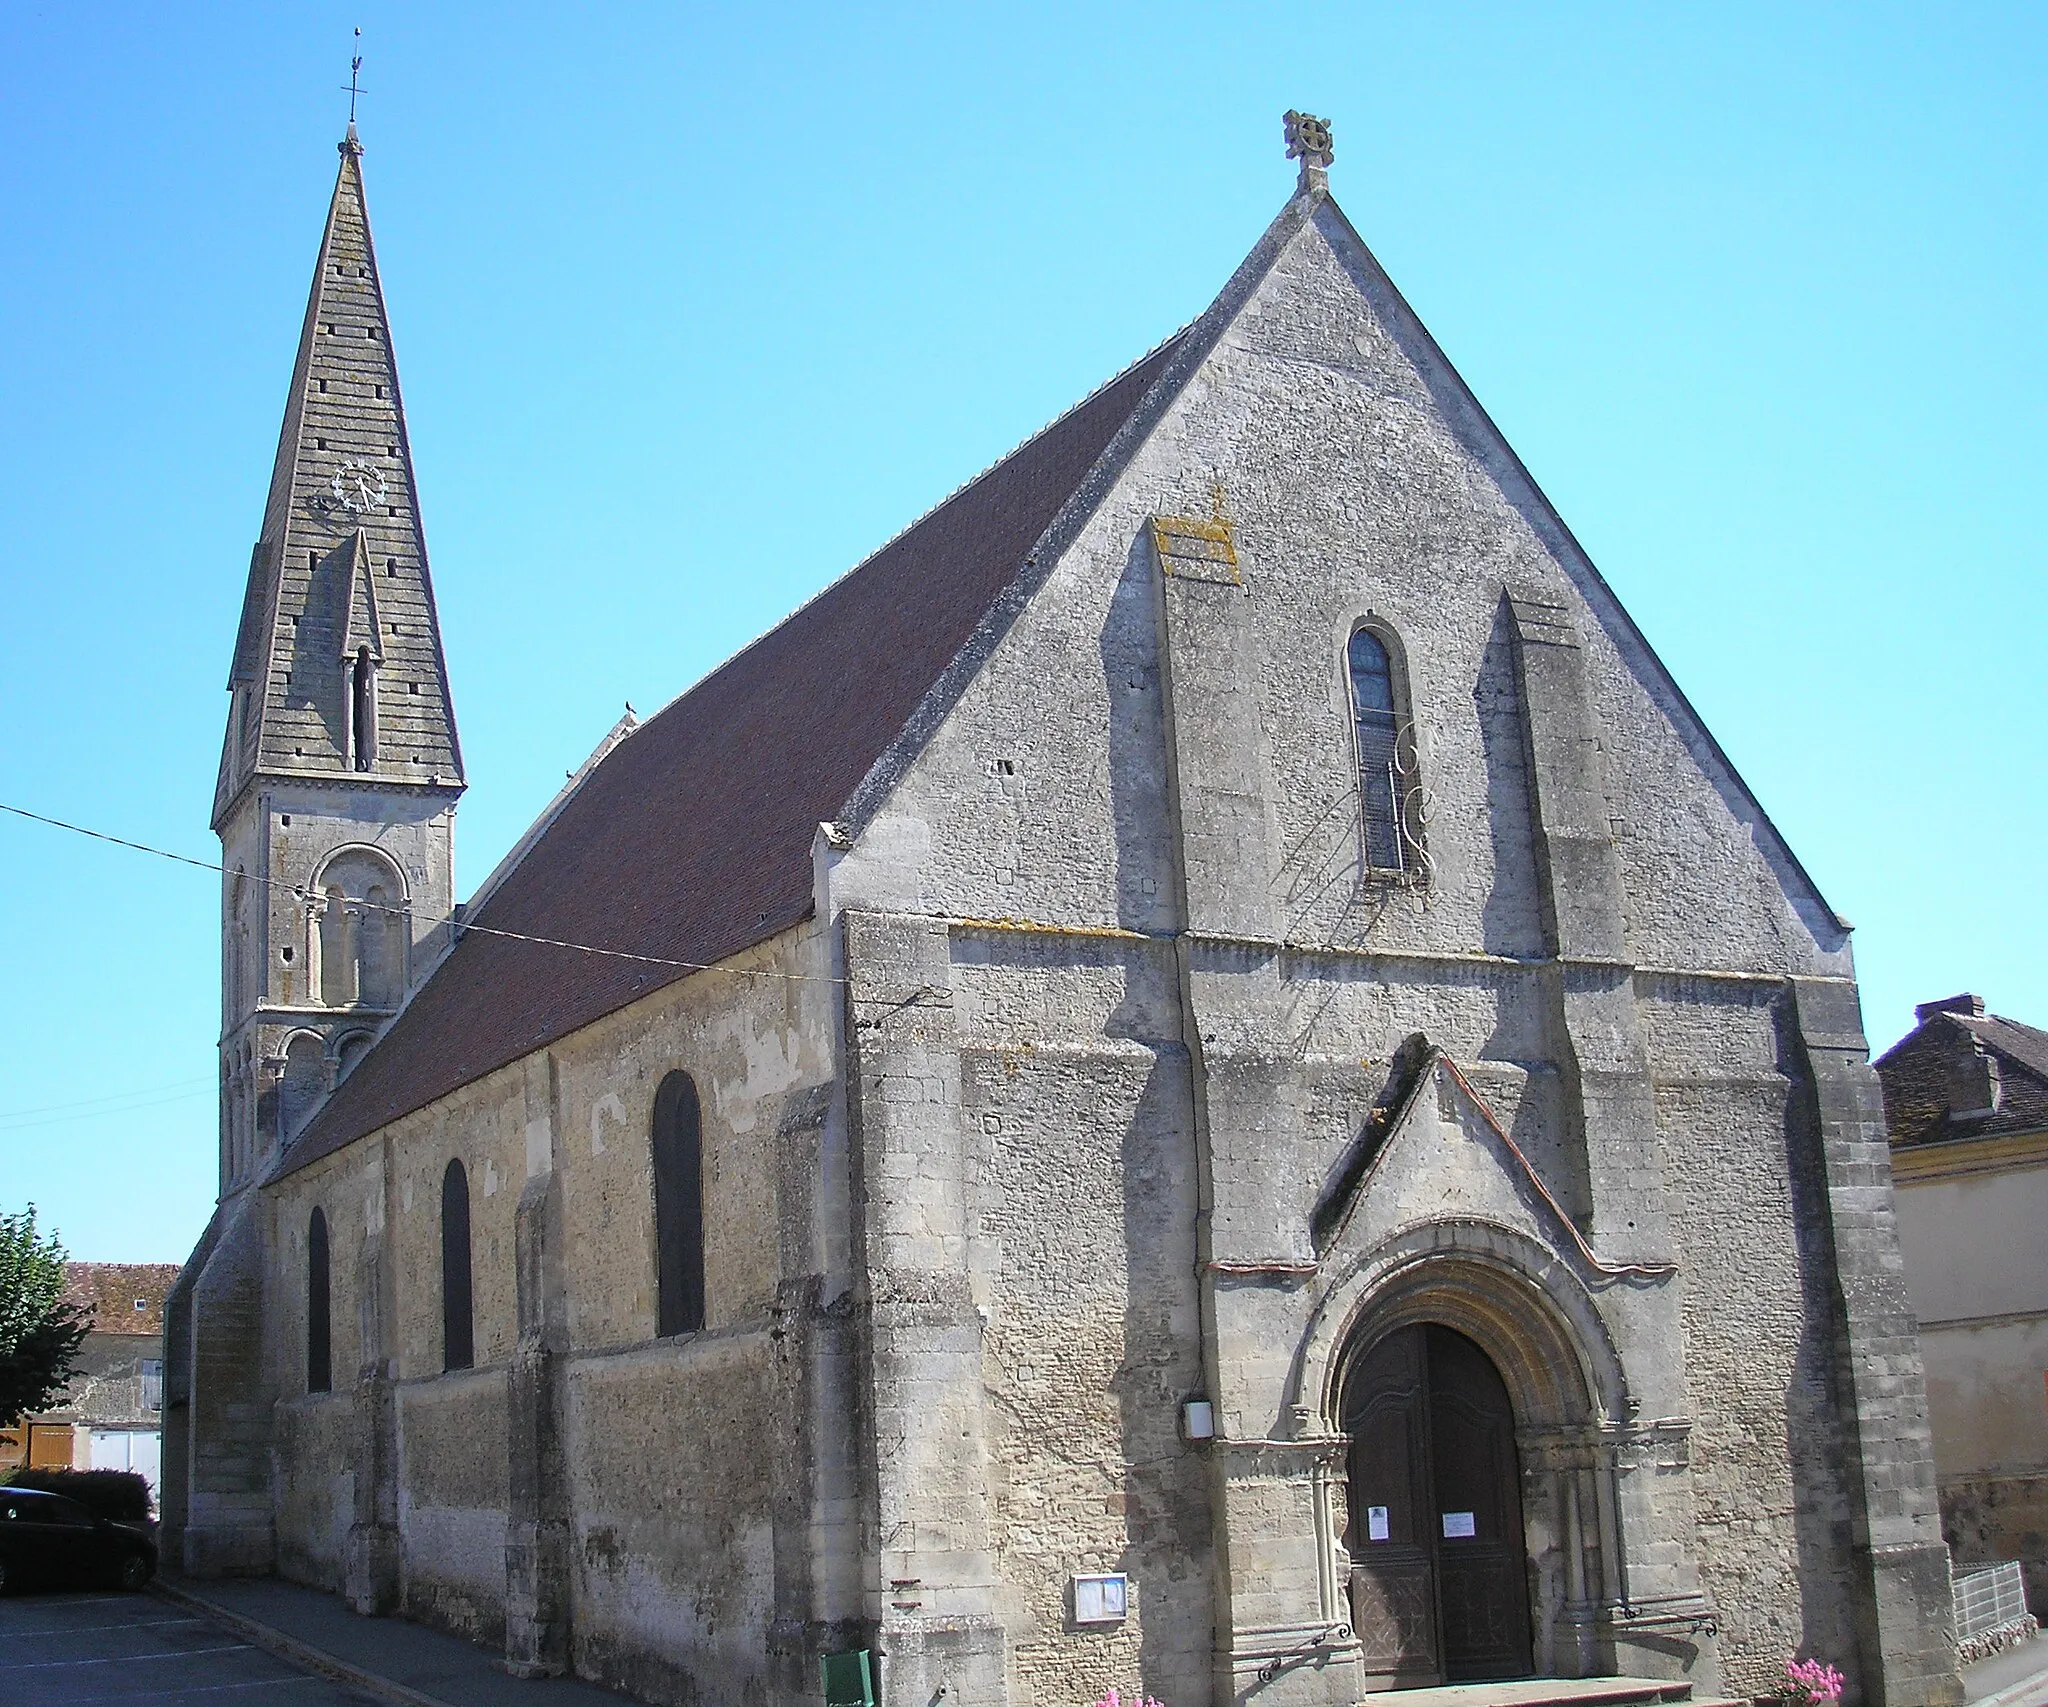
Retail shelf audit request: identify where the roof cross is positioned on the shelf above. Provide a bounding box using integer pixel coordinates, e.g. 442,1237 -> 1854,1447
1284,110 -> 1334,188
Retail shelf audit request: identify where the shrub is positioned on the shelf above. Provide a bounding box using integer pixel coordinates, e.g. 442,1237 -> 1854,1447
0,1207 -> 91,1426
4,1467 -> 153,1522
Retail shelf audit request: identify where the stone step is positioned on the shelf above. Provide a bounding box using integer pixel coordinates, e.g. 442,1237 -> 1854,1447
1357,1677 -> 1729,1707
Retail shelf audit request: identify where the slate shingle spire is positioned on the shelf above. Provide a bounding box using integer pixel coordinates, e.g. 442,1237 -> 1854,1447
214,124 -> 462,826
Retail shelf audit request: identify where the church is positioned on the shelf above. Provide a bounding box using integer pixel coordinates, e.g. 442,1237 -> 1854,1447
162,115 -> 1963,1707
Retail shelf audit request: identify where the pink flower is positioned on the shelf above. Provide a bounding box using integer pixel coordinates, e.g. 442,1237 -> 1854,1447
1785,1658 -> 1845,1705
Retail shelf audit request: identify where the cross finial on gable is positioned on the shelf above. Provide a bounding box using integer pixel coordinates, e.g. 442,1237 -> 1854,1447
1284,110 -> 1334,190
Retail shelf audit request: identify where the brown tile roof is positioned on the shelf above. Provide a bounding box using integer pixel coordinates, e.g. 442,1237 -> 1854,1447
1876,1002 -> 2048,1147
61,1264 -> 182,1337
279,337 -> 1182,1176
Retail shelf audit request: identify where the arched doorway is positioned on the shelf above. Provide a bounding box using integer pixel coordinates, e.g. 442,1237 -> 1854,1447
1342,1322 -> 1533,1690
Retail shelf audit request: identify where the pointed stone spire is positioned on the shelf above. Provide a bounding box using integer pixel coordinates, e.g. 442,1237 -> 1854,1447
215,128 -> 462,826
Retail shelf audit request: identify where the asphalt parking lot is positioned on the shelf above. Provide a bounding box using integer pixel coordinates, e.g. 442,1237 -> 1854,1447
0,1589 -> 375,1707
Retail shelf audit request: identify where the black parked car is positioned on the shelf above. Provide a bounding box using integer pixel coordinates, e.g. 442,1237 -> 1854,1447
0,1486 -> 156,1592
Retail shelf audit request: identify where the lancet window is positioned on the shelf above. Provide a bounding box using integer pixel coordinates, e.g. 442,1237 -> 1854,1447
350,647 -> 377,770
1347,624 -> 1423,874
441,1158 -> 474,1372
652,1071 -> 707,1336
307,1207 -> 331,1394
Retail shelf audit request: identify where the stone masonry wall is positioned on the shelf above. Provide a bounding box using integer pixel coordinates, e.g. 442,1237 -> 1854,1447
826,191 -> 1945,1702
216,780 -> 458,1197
263,920 -> 853,1705
953,928 -> 1212,1707
1642,978 -> 1866,1696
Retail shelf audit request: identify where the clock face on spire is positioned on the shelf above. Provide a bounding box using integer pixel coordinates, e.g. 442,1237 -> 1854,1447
324,457 -> 388,517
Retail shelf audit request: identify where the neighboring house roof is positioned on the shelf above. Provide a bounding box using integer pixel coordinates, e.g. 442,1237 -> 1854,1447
1875,994 -> 2048,1148
61,1264 -> 182,1338
279,334 -> 1184,1176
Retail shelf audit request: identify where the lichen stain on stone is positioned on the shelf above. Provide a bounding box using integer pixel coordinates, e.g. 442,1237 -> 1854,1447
588,1090 -> 624,1155
708,1011 -> 804,1132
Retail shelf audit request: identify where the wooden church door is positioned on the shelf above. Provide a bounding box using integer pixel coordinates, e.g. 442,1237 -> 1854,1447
1344,1324 -> 1535,1689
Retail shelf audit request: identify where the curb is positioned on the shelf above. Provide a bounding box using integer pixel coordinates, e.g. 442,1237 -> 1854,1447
1973,1660 -> 2048,1707
150,1576 -> 456,1707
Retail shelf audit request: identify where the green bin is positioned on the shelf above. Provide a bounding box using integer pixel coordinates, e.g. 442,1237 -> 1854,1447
821,1648 -> 875,1707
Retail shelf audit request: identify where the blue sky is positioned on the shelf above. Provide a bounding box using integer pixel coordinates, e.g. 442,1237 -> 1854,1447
2,3 -> 2041,1260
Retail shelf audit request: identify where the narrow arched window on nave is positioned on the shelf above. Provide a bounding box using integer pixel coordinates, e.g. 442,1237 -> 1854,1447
307,1207 -> 331,1394
1347,625 -> 1421,874
441,1158 -> 474,1372
652,1071 -> 707,1337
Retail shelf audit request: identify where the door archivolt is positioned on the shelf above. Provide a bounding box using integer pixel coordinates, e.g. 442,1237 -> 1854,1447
1320,1240 -> 1624,1690
1301,1230 -> 1627,1436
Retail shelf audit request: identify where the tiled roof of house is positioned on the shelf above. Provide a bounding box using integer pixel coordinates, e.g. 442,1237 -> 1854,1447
1875,995 -> 2048,1147
61,1264 -> 182,1338
277,335 -> 1183,1176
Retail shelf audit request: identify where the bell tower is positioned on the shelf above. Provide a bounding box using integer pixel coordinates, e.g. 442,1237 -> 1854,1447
213,125 -> 463,1193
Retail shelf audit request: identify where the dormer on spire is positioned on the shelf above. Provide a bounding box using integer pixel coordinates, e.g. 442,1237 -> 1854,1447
339,530 -> 385,770
340,529 -> 384,664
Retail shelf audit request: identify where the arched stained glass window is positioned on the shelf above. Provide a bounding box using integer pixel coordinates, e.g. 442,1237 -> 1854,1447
307,1208 -> 331,1395
652,1071 -> 707,1337
1347,626 -> 1414,873
441,1158 -> 474,1371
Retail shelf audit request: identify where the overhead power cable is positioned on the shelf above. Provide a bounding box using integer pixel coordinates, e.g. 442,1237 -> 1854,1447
0,1085 -> 214,1136
0,801 -> 844,989
0,1075 -> 217,1122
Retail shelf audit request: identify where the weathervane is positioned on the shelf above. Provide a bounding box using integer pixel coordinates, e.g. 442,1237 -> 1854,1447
344,28 -> 365,126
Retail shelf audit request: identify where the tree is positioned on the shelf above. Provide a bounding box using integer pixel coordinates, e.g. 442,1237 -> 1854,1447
0,1206 -> 91,1429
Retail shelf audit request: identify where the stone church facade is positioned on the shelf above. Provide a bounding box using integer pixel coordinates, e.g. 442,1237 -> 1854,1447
164,118 -> 1963,1707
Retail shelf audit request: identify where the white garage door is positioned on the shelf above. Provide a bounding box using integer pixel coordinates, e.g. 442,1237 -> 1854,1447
88,1429 -> 162,1505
